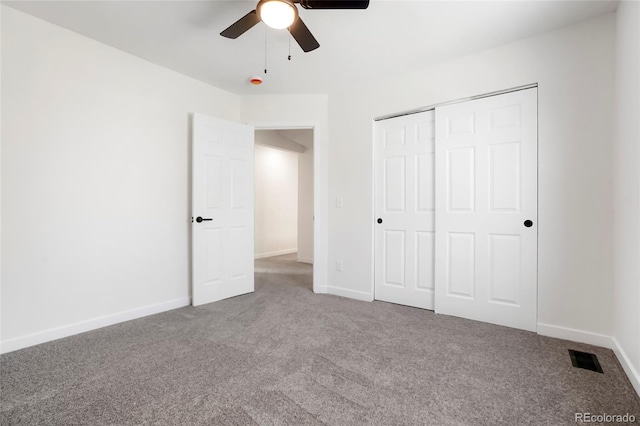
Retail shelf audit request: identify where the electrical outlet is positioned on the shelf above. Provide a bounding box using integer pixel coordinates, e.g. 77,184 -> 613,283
336,260 -> 343,272
336,197 -> 343,208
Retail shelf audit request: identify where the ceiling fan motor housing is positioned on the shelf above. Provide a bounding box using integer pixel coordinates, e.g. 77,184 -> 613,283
220,0 -> 369,52
257,0 -> 298,29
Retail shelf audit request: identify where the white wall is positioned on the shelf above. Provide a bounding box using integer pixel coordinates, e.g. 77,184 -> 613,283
241,95 -> 329,291
613,1 -> 640,394
327,14 -> 616,336
0,7 -> 241,352
254,141 -> 299,258
297,143 -> 314,264
254,129 -> 314,262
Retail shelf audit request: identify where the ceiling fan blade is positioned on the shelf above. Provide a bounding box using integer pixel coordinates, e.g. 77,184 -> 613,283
299,0 -> 369,9
220,10 -> 261,39
288,17 -> 320,52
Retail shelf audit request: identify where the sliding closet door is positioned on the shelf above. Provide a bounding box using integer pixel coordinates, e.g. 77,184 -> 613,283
374,111 -> 435,310
434,88 -> 537,331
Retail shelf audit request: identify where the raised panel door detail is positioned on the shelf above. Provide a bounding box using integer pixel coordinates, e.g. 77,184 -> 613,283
416,153 -> 435,213
203,124 -> 222,145
447,113 -> 475,137
447,232 -> 475,299
490,104 -> 521,129
435,87 -> 537,332
205,155 -> 223,209
231,158 -> 246,209
192,113 -> 254,307
384,127 -> 406,147
488,234 -> 521,306
384,230 -> 405,287
417,122 -> 435,148
205,228 -> 223,285
230,226 -> 248,279
489,142 -> 521,211
375,110 -> 435,310
447,148 -> 475,212
384,156 -> 406,213
416,231 -> 435,290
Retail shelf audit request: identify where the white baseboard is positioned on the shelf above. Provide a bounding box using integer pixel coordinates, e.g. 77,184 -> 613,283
326,286 -> 374,302
313,286 -> 328,294
254,248 -> 297,259
0,297 -> 190,354
537,322 -> 614,349
297,257 -> 313,264
612,337 -> 640,396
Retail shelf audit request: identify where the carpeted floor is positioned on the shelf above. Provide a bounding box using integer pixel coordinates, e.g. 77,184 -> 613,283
1,253 -> 639,425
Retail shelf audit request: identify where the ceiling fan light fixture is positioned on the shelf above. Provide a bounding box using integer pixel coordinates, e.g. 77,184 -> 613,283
257,0 -> 298,29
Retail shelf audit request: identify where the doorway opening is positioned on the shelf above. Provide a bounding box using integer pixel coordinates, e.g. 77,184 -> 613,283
254,129 -> 314,289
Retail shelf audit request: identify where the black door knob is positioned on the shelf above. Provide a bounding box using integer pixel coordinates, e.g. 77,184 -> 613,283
377,218 -> 383,224
524,220 -> 533,227
196,216 -> 213,223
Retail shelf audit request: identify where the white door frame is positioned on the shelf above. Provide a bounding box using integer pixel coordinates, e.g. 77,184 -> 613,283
251,123 -> 326,294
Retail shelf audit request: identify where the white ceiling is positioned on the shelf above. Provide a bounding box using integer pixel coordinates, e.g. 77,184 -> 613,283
256,129 -> 312,153
277,129 -> 313,149
3,0 -> 618,95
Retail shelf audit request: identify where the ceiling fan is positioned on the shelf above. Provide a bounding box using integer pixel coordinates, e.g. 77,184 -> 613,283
220,0 -> 370,53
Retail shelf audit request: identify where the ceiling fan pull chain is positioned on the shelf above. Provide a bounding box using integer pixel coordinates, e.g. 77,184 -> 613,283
288,32 -> 292,61
264,26 -> 268,74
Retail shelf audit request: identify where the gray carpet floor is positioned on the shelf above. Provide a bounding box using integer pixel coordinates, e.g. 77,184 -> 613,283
1,253 -> 639,425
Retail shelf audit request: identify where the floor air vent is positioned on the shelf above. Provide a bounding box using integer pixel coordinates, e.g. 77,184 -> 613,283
569,349 -> 603,373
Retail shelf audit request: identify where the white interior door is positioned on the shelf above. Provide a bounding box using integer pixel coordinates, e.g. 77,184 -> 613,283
434,88 -> 537,331
374,111 -> 435,310
192,113 -> 254,306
